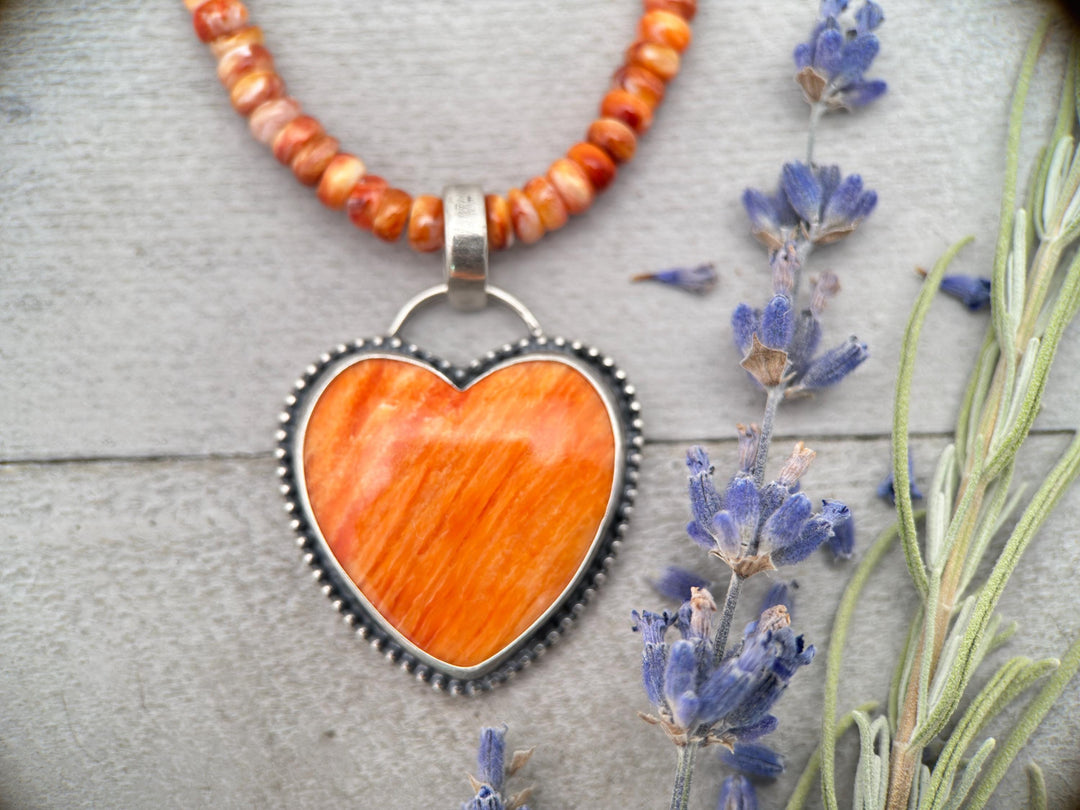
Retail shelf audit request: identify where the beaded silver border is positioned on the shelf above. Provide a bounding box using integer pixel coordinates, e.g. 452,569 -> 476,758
275,334 -> 643,694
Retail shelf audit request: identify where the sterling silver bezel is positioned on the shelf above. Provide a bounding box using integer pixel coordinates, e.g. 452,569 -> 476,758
275,333 -> 642,694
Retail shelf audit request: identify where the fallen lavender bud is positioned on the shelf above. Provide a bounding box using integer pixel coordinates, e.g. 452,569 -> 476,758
940,274 -> 992,310
877,449 -> 923,504
632,263 -> 718,295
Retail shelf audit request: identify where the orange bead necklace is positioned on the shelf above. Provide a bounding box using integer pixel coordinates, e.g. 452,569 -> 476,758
186,1 -> 696,692
186,0 -> 695,254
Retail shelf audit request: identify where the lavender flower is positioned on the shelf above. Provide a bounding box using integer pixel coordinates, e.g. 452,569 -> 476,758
477,728 -> 505,791
633,263 -> 718,295
760,580 -> 797,617
463,727 -> 533,810
794,0 -> 887,111
734,307 -> 868,393
940,274 -> 992,310
737,424 -> 760,473
651,566 -> 713,603
632,609 -> 674,709
735,272 -> 869,396
720,742 -> 785,779
464,786 -> 505,810
786,162 -> 879,246
724,713 -> 779,743
826,503 -> 855,559
720,608 -> 815,726
685,444 -> 849,576
760,294 -> 796,350
742,187 -> 800,254
790,336 -> 869,393
719,775 -> 758,810
744,162 -> 878,252
732,304 -> 760,358
738,165 -> 873,396
877,450 -> 923,504
636,594 -> 814,751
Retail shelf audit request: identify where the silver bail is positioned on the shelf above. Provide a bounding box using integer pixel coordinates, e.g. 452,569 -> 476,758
442,184 -> 489,311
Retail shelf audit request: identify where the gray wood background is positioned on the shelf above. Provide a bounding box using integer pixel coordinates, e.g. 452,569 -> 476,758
2,0 -> 1078,807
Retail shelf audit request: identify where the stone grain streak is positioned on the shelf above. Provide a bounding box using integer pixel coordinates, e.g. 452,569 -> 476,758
302,357 -> 616,668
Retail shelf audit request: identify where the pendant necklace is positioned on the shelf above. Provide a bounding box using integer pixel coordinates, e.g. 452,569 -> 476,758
186,0 -> 696,693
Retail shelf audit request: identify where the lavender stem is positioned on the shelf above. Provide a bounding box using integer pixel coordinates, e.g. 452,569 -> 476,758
712,571 -> 743,665
669,741 -> 700,810
807,102 -> 824,164
751,387 -> 784,487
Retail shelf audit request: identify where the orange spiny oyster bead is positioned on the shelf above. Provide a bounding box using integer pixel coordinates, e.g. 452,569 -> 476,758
372,188 -> 412,242
346,175 -> 388,231
485,194 -> 514,250
612,64 -> 665,109
193,0 -> 249,43
194,0 -> 695,248
272,115 -> 323,164
217,42 -> 274,90
567,142 -> 617,192
643,0 -> 697,21
228,70 -> 283,115
317,154 -> 367,209
507,188 -> 545,245
208,25 -> 263,58
291,134 -> 339,186
639,10 -> 692,53
523,176 -> 568,231
587,118 -> 637,163
600,89 -> 653,134
249,97 -> 301,145
407,195 -> 445,253
626,41 -> 680,82
547,158 -> 594,215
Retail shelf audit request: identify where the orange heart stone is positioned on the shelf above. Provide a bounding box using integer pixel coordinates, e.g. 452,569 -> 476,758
300,356 -> 617,670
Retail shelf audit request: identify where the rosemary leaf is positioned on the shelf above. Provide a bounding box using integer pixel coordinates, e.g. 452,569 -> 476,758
993,15 -> 1053,298
924,656 -> 1056,807
893,238 -> 972,599
912,431 -> 1080,748
1028,763 -> 1048,810
785,702 -> 878,810
941,737 -> 996,810
965,634 -> 1080,808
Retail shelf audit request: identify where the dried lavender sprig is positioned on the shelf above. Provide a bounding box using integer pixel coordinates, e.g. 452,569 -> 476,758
633,594 -> 815,810
639,4 -> 886,808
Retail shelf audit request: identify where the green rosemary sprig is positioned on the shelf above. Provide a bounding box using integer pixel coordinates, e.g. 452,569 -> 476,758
820,16 -> 1080,810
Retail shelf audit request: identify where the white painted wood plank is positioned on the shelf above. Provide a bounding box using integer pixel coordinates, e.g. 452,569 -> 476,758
1,1 -> 1076,460
1,438 -> 1077,808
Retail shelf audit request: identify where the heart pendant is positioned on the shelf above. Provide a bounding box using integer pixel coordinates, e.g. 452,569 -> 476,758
276,286 -> 641,692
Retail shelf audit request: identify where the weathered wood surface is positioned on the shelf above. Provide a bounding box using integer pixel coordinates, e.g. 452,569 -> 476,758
2,0 -> 1075,460
3,438 -> 1078,808
2,1 -> 1078,807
